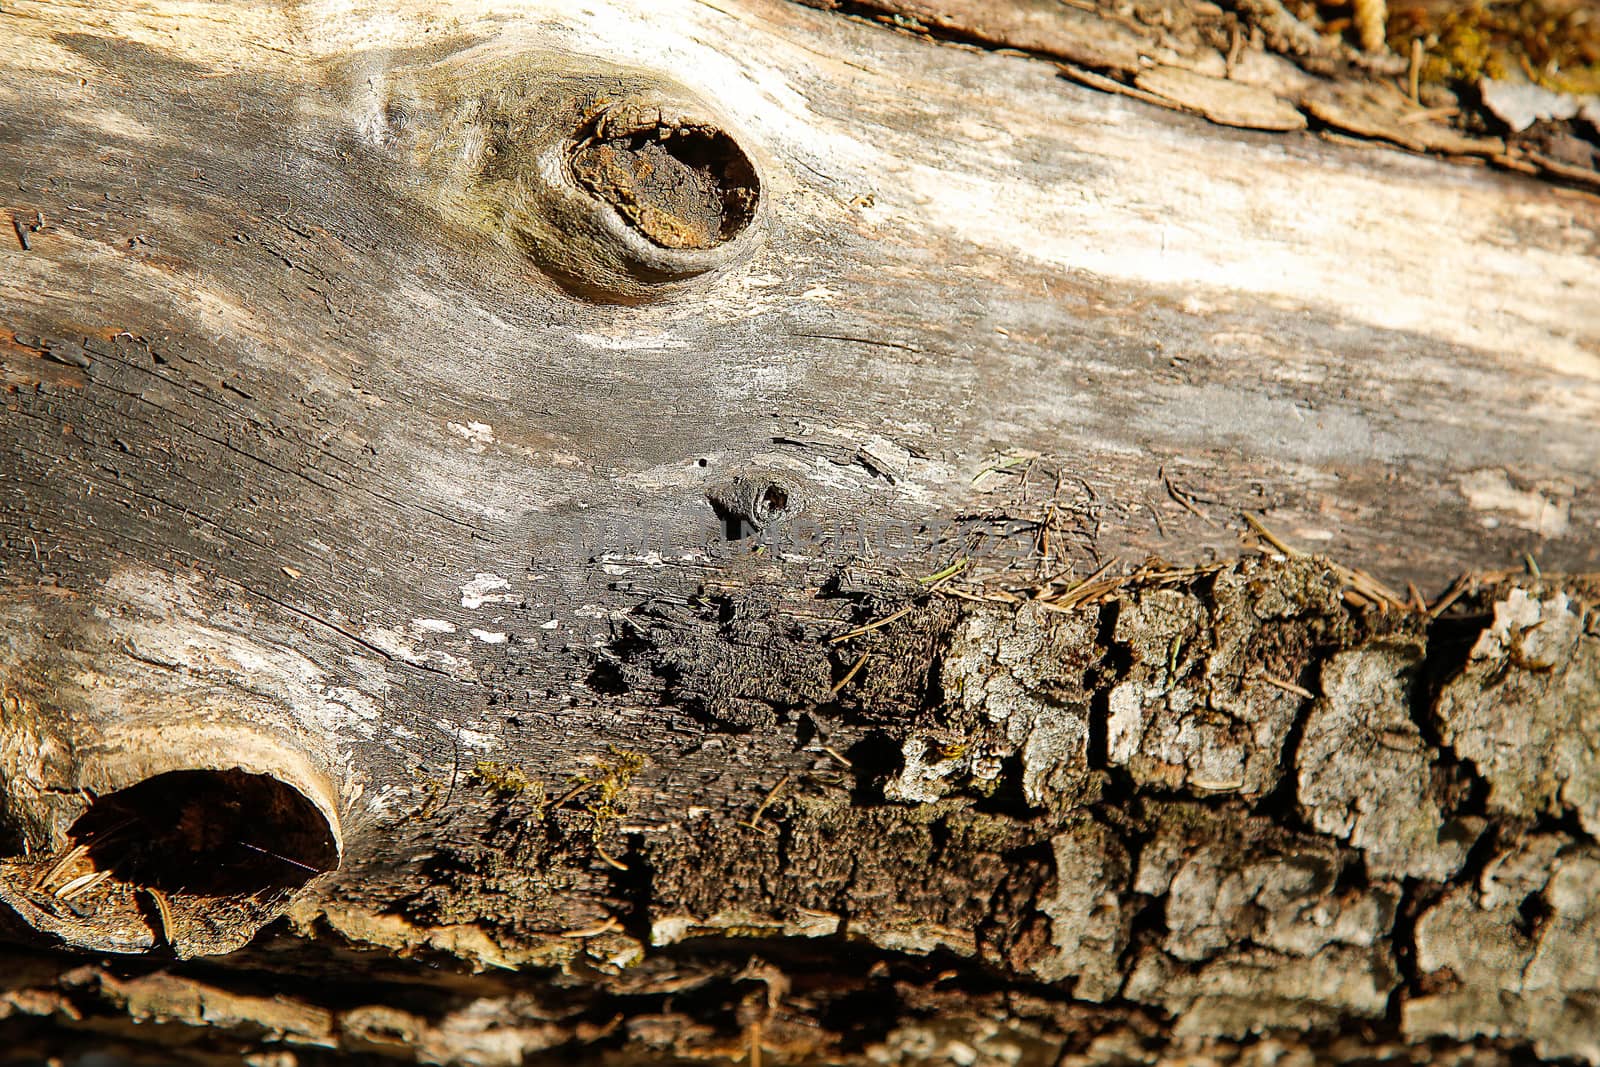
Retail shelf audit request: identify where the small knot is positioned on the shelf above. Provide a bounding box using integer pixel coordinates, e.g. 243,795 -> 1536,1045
708,473 -> 800,539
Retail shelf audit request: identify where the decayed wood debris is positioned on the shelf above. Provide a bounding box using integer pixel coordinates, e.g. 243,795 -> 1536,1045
804,0 -> 1600,189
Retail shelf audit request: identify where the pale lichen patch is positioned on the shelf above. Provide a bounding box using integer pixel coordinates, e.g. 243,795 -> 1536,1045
1436,590 -> 1600,835
1296,645 -> 1475,881
1028,817 -> 1129,1001
1127,806 -> 1400,1036
1103,560 -> 1343,799
936,604 -> 1097,809
1458,468 -> 1572,537
445,420 -> 495,453
1406,837 -> 1600,1063
459,573 -> 519,610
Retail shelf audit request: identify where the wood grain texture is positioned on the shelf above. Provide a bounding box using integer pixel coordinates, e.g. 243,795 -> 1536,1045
1,0 -> 1598,1062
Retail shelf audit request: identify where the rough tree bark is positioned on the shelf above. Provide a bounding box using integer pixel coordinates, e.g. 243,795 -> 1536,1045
2,0 -> 1598,1063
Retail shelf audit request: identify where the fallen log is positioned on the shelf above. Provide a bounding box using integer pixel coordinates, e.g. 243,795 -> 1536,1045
1,0 -> 1598,1062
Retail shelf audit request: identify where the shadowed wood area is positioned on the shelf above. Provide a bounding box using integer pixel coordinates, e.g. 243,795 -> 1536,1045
1,0 -> 1598,1063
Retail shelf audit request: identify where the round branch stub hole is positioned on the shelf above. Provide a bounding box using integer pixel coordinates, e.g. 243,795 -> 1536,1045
570,116 -> 759,250
65,769 -> 338,898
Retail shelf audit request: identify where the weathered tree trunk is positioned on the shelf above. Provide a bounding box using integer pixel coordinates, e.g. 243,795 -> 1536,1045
2,0 -> 1598,1063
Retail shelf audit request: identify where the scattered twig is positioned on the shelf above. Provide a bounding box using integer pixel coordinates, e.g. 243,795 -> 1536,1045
1256,673 -> 1316,700
818,745 -> 853,769
1338,565 -> 1408,612
1163,469 -> 1219,527
1243,514 -> 1407,610
741,774 -> 792,834
1242,513 -> 1300,556
918,557 -> 969,585
971,453 -> 1035,486
34,844 -> 88,891
1143,494 -> 1168,538
543,779 -> 600,813
939,586 -> 1021,605
1428,574 -> 1473,620
144,887 -> 175,947
828,652 -> 870,695
829,604 -> 915,643
55,869 -> 110,901
562,916 -> 623,939
1035,558 -> 1121,611
594,841 -> 630,871
1029,560 -> 1081,593
1406,580 -> 1428,614
937,556 -> 1235,616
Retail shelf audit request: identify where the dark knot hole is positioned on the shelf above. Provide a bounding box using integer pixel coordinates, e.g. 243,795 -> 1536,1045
570,118 -> 760,250
65,769 -> 338,898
